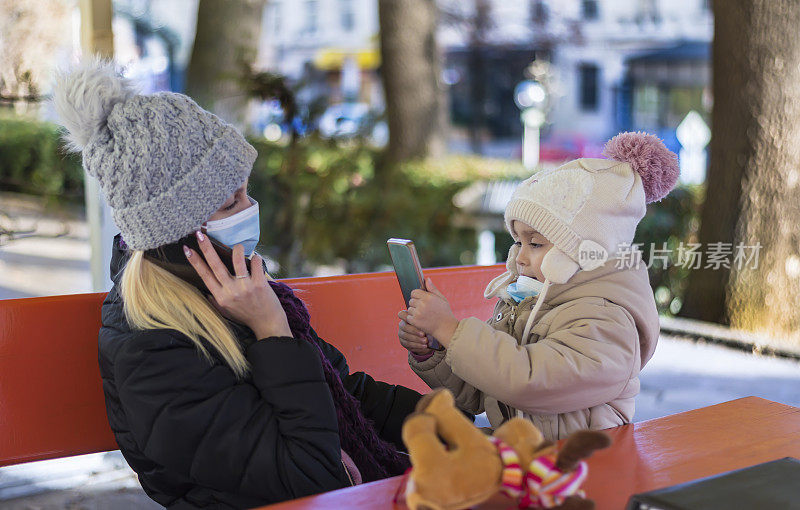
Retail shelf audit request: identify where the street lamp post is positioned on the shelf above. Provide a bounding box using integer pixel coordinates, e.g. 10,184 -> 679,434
471,78 -> 549,266
514,79 -> 547,170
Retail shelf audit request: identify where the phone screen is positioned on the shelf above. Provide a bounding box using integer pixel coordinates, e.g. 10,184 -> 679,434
387,238 -> 442,350
387,239 -> 424,306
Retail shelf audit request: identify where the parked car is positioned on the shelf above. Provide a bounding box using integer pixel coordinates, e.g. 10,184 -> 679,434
532,134 -> 606,163
251,100 -> 312,141
318,102 -> 388,146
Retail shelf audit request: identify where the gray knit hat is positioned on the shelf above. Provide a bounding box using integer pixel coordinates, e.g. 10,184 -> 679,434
52,59 -> 256,250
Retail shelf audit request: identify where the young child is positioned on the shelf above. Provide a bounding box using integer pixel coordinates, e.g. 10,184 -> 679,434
398,132 -> 679,440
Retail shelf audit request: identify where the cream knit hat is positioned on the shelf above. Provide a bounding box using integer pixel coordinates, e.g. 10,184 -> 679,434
485,132 -> 679,299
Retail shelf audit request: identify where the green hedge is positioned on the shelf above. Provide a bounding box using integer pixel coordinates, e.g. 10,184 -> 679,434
0,115 -> 83,199
634,183 -> 704,316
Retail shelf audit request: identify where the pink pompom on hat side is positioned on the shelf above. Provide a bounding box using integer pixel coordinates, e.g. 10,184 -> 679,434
602,131 -> 679,204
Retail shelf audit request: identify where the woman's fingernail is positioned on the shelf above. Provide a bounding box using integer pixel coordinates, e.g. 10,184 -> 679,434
196,231 -> 205,242
183,246 -> 192,258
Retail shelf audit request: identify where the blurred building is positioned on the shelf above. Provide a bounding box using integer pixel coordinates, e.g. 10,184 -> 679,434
259,0 -> 384,109
85,0 -> 713,160
437,0 -> 713,157
259,0 -> 712,158
623,40 -> 710,154
22,0 -> 712,157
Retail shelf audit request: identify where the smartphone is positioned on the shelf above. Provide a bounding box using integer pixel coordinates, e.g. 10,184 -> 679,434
143,231 -> 253,295
387,238 -> 442,350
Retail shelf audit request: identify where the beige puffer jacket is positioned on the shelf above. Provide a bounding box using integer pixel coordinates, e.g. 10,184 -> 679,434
409,251 -> 659,440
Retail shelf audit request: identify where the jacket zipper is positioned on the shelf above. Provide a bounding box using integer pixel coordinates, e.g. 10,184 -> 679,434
508,303 -> 518,333
342,459 -> 355,486
501,302 -> 517,422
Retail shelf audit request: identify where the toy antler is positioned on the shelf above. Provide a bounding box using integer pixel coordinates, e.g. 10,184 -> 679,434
555,431 -> 611,472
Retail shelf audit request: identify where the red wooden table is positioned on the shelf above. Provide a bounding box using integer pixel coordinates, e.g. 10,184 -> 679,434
260,397 -> 800,510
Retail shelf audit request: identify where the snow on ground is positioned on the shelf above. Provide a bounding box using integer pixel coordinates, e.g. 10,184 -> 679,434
637,335 -> 800,421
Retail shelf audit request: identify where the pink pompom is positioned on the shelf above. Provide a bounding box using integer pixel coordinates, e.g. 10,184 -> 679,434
603,131 -> 679,203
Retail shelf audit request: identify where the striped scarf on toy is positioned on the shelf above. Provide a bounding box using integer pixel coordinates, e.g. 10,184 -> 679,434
489,437 -> 588,509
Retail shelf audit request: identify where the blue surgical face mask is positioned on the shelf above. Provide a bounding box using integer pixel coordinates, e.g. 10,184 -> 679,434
204,198 -> 260,257
507,275 -> 544,303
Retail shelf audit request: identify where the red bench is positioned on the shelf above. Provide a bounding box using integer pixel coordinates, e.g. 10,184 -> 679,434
0,264 -> 503,467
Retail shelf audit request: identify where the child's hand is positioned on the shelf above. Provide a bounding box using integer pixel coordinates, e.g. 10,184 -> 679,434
398,310 -> 433,356
406,278 -> 459,347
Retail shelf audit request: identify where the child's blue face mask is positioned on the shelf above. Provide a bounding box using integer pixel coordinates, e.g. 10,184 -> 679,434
205,198 -> 260,256
507,275 -> 544,303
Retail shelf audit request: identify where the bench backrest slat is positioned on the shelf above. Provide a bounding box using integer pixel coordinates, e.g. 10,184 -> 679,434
0,264 -> 503,466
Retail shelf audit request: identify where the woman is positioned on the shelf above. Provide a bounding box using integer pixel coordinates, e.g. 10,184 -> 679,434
54,60 -> 421,509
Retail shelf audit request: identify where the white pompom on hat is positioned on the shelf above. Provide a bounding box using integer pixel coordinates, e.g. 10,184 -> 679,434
485,132 -> 679,298
53,58 -> 137,152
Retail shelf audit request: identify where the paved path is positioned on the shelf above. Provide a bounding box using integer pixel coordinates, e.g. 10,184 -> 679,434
1,193 -> 91,299
637,333 -> 800,420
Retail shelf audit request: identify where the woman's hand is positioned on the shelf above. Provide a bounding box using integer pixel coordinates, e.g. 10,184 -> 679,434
406,278 -> 459,348
183,230 -> 292,339
398,310 -> 433,356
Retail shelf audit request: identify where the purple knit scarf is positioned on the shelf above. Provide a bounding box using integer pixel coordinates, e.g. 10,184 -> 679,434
267,280 -> 410,482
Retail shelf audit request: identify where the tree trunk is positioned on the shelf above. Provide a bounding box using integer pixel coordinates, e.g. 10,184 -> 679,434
467,0 -> 491,154
185,0 -> 265,127
378,0 -> 446,163
680,0 -> 800,345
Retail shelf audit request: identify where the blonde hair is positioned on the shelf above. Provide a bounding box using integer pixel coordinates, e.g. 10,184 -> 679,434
120,251 -> 249,378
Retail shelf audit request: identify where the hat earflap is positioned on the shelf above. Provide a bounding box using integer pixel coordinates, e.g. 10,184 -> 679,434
484,243 -> 520,299
540,247 -> 580,284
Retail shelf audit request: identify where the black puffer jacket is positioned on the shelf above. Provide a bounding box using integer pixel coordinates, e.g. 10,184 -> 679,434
98,238 -> 421,508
